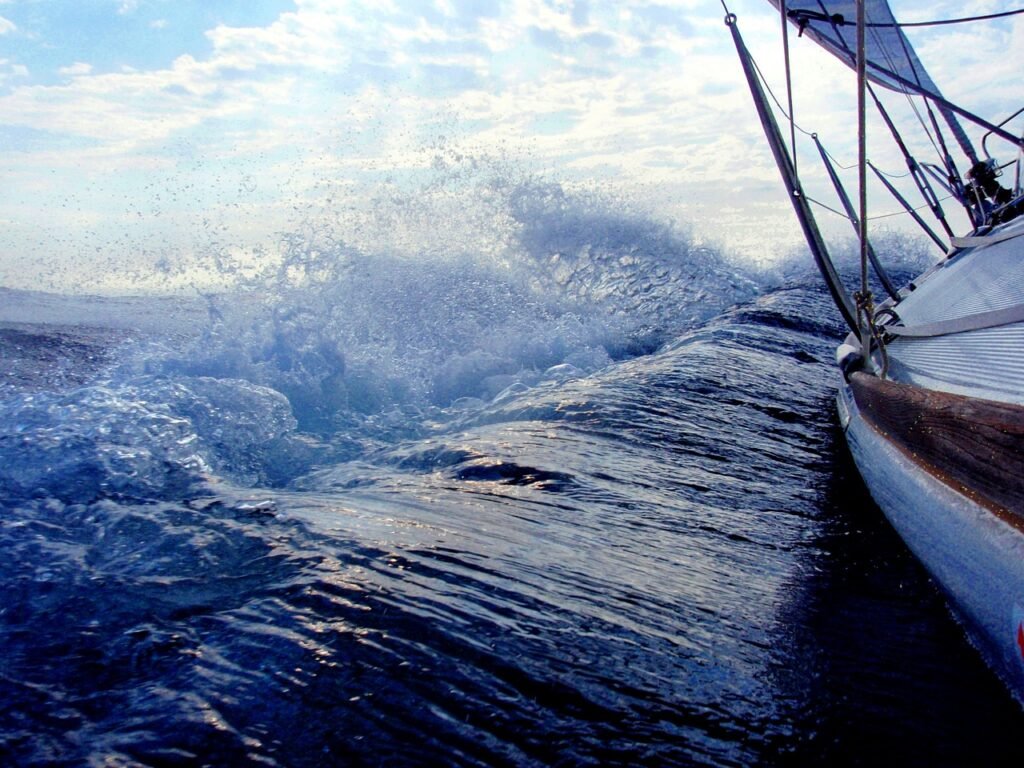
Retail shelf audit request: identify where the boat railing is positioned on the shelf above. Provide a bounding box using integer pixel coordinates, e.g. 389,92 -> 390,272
981,106 -> 1024,197
989,191 -> 1024,227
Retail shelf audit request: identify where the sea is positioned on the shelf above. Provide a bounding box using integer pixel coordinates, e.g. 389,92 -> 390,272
1,180 -> 1022,766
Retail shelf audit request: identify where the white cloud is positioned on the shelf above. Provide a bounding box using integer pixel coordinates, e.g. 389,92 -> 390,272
150,19 -> 168,30
0,15 -> 16,35
0,58 -> 29,86
58,62 -> 94,77
1,0 -> 1017,291
118,0 -> 139,15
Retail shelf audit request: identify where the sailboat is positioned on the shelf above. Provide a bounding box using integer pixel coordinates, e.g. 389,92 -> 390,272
724,2 -> 1024,701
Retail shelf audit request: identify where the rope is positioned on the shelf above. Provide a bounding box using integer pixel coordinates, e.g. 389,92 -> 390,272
746,31 -> 944,220
806,196 -> 851,218
788,7 -> 1024,29
807,193 -> 955,222
748,56 -> 816,138
869,8 -> 1024,28
867,195 -> 955,220
873,167 -> 912,179
734,6 -> 959,229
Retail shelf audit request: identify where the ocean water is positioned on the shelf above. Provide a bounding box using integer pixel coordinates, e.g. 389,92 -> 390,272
1,183 -> 1022,766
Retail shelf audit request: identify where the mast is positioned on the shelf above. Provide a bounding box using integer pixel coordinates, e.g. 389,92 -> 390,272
855,0 -> 874,361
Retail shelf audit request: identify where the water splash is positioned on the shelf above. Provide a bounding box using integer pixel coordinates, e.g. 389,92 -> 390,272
153,176 -> 763,439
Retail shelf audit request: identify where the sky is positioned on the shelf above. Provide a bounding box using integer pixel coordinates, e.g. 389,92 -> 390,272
0,0 -> 1021,292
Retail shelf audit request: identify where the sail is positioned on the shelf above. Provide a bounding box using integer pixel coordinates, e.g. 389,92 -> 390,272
770,0 -> 976,161
767,0 -> 936,94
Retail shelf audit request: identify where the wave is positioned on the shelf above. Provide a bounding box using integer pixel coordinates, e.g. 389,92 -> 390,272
153,179 -> 764,434
0,173 -> 942,507
0,177 -> 765,503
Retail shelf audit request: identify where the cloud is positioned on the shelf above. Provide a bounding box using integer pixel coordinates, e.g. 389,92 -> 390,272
0,1 -> 756,177
570,0 -> 589,27
529,108 -> 580,135
445,0 -> 502,27
528,25 -> 565,52
1,124 -> 102,153
631,4 -> 694,36
118,0 -> 139,15
58,62 -> 94,77
0,15 -> 15,35
0,58 -> 29,86
5,0 -> 1014,290
419,62 -> 483,93
150,19 -> 168,30
581,31 -> 615,49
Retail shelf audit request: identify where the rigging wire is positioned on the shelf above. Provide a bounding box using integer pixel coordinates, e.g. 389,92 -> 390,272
745,24 -> 931,214
780,0 -> 798,177
868,195 -> 954,220
820,146 -> 857,171
748,56 -> 814,137
789,7 -> 1024,28
808,192 -> 955,222
726,4 -> 958,228
871,167 -> 911,179
863,8 -> 1024,28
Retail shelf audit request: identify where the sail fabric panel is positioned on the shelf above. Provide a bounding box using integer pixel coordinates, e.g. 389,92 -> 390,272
768,0 -> 938,96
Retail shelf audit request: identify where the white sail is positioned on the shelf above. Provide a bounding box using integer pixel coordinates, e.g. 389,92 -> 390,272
770,0 -> 976,160
768,0 -> 935,94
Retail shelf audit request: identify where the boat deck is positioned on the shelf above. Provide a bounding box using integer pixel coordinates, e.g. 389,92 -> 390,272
883,217 -> 1024,406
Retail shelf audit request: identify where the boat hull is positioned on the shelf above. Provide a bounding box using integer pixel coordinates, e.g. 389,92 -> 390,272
838,377 -> 1024,704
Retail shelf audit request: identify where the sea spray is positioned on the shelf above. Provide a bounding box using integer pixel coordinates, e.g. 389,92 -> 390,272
158,176 -> 764,437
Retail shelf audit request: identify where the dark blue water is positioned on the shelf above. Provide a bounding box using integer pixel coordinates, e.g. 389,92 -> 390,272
1,185 -> 1022,765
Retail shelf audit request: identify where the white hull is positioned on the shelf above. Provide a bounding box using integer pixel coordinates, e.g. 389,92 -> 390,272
838,379 -> 1024,703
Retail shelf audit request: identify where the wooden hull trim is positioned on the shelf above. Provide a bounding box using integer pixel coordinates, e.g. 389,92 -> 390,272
841,388 -> 1024,704
849,371 -> 1024,524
